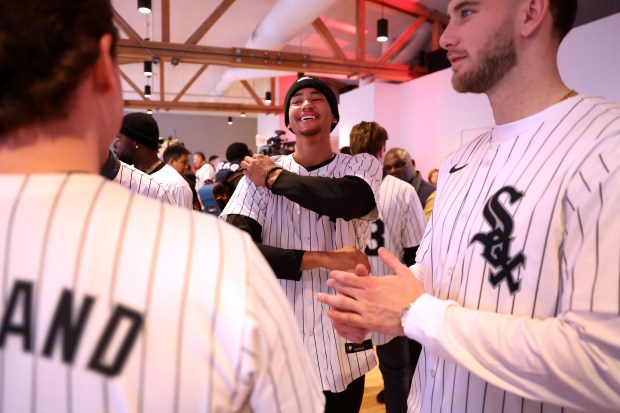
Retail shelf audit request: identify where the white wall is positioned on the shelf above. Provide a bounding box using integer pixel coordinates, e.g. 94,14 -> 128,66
142,112 -> 257,161
558,12 -> 620,103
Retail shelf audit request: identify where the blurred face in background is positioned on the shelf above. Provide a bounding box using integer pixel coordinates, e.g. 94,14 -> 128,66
169,154 -> 190,175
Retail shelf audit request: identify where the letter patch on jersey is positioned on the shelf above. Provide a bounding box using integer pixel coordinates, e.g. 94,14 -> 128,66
470,186 -> 525,294
345,339 -> 373,354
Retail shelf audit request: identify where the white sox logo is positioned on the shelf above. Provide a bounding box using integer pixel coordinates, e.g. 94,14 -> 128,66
470,186 -> 525,294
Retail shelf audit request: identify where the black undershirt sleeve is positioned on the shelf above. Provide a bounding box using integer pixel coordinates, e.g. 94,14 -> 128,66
270,171 -> 375,220
225,214 -> 304,281
403,246 -> 418,267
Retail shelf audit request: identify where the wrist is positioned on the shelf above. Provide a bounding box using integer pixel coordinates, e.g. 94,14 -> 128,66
399,301 -> 415,329
264,166 -> 283,189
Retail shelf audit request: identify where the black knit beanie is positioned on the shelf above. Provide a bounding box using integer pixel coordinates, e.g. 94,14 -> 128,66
284,76 -> 339,132
120,112 -> 160,151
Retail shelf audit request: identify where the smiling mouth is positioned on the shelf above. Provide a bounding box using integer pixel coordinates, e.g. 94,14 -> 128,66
301,115 -> 316,121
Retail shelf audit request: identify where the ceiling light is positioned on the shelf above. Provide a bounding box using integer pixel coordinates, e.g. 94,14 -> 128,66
143,61 -> 152,77
265,91 -> 272,104
144,85 -> 151,99
377,18 -> 388,42
146,109 -> 153,115
227,116 -> 233,125
138,0 -> 151,14
240,112 -> 246,117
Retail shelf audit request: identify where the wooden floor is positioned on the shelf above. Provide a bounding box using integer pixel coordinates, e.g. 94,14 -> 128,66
360,365 -> 386,413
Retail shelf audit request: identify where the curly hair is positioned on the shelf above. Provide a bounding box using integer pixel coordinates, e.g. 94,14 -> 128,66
0,0 -> 118,134
349,121 -> 388,157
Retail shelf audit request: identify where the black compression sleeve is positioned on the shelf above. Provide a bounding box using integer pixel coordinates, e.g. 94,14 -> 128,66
100,149 -> 121,180
403,246 -> 418,267
225,214 -> 304,280
270,171 -> 375,220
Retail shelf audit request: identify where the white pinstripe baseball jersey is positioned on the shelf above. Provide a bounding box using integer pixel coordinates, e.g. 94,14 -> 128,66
0,173 -> 324,413
405,95 -> 620,412
368,174 -> 427,346
112,161 -> 173,205
150,163 -> 194,209
221,152 -> 382,392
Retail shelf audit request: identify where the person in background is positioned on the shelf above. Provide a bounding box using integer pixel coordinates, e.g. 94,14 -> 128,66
163,144 -> 201,211
0,0 -> 325,411
113,113 -> 193,209
427,168 -> 439,186
384,148 -> 436,220
349,121 -> 427,413
192,151 -> 206,173
195,151 -> 215,191
163,144 -> 191,176
215,142 -> 252,182
319,0 -> 620,411
208,154 -> 222,172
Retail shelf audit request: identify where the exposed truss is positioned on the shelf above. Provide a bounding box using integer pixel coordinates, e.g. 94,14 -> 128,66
115,0 -> 447,114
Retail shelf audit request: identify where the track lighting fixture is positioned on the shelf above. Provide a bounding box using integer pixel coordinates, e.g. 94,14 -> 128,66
377,18 -> 388,42
138,0 -> 151,14
144,61 -> 152,77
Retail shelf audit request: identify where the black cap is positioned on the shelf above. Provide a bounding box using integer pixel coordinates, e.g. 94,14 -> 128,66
284,76 -> 339,132
120,112 -> 160,151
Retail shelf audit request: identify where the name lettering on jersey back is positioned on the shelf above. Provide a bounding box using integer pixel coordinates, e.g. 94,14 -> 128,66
0,280 -> 143,377
470,186 -> 525,294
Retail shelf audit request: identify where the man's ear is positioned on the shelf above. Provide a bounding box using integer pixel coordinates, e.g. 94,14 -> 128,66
518,0 -> 549,38
92,33 -> 117,92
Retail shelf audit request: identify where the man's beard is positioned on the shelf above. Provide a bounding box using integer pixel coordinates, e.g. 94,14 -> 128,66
452,30 -> 517,94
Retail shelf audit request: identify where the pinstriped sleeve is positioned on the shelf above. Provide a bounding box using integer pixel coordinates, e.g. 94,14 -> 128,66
240,236 -> 325,412
220,176 -> 269,227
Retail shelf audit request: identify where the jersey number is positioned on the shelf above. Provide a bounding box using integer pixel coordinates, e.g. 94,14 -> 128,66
365,219 -> 385,256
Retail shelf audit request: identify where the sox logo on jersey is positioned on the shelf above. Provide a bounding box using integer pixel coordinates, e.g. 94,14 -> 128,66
470,185 -> 525,293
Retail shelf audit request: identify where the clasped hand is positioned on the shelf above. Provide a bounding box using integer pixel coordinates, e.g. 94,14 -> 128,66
317,247 -> 425,343
240,154 -> 276,186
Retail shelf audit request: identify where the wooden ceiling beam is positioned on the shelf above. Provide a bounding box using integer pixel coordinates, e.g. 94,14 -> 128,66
240,80 -> 265,106
173,65 -> 209,102
312,17 -> 348,61
124,99 -> 284,114
112,7 -> 143,41
119,69 -> 144,97
185,0 -> 236,45
379,17 -> 427,64
161,0 -> 170,43
356,0 -> 366,61
117,39 -> 414,81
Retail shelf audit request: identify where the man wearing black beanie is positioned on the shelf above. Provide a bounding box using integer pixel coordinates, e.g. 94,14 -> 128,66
113,112 -> 193,209
221,76 -> 383,412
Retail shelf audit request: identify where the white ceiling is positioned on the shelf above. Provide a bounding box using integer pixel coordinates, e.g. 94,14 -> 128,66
112,0 -> 619,114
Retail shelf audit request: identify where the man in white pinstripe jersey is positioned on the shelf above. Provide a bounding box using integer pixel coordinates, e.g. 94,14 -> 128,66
221,76 -> 383,412
0,0 -> 324,411
320,0 -> 620,412
101,149 -> 175,205
349,121 -> 427,413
